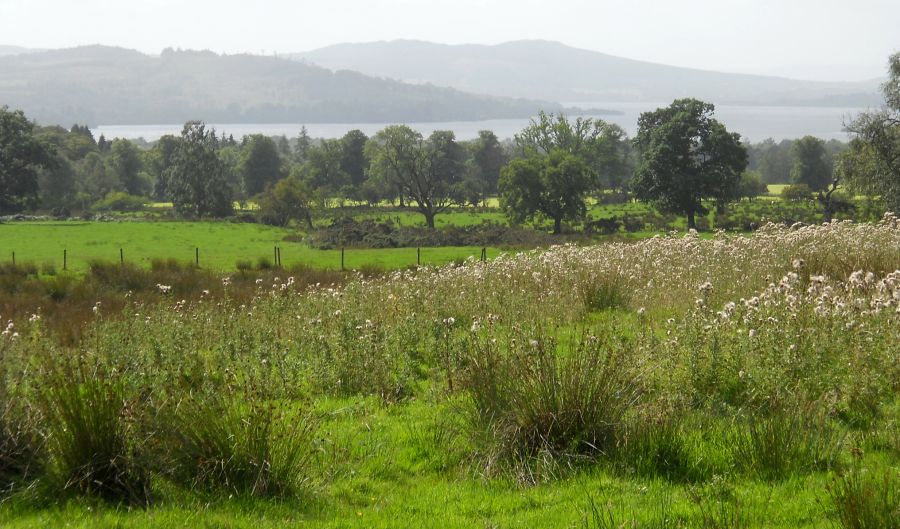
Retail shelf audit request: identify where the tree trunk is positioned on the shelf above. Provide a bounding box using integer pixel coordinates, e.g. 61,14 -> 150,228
687,210 -> 697,231
553,217 -> 562,235
424,211 -> 436,229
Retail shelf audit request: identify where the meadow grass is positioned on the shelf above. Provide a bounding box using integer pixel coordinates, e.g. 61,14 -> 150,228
0,216 -> 898,527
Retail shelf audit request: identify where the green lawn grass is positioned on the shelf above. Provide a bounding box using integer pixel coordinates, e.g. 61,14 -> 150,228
0,221 -> 499,272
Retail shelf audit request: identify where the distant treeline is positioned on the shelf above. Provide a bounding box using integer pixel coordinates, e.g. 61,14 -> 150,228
7,115 -> 848,216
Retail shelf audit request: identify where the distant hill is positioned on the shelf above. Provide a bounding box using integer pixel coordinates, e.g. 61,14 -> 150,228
0,45 -> 42,56
293,40 -> 882,107
0,46 -> 577,126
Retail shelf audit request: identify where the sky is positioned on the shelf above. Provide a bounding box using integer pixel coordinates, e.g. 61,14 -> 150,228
1,0 -> 897,82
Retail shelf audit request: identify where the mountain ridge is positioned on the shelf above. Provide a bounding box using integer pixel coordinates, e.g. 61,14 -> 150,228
292,39 -> 882,106
0,45 -> 580,126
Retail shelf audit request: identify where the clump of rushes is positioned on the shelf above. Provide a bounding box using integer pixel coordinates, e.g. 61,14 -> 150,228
462,329 -> 638,482
732,399 -> 845,481
36,359 -> 151,505
0,400 -> 42,497
163,390 -> 317,498
828,465 -> 899,529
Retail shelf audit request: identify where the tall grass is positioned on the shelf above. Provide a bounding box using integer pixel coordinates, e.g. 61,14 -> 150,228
828,467 -> 900,529
462,331 -> 638,481
732,401 -> 845,480
163,392 -> 316,498
35,361 -> 150,504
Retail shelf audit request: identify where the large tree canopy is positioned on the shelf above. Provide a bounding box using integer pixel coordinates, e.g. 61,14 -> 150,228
164,121 -> 234,218
365,125 -> 466,228
515,111 -> 631,192
633,98 -> 748,229
239,134 -> 285,197
0,106 -> 55,213
790,135 -> 832,191
840,53 -> 900,212
499,150 -> 591,234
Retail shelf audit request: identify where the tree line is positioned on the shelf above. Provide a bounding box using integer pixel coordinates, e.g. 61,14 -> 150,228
2,52 -> 898,232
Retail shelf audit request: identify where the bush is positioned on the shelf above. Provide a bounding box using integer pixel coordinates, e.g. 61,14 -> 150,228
91,192 -> 147,212
781,184 -> 813,202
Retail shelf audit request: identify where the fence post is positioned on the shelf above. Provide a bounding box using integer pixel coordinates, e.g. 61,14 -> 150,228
195,247 -> 199,268
417,247 -> 421,266
120,248 -> 124,265
11,251 -> 14,266
274,246 -> 279,268
63,249 -> 67,271
277,247 -> 281,268
341,247 -> 345,271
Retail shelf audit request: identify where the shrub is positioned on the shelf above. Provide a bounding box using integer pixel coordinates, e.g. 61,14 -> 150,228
781,184 -> 813,202
91,192 -> 147,212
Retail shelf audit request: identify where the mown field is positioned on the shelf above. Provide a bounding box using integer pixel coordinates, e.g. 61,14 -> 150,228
0,221 -> 499,273
1,215 -> 898,528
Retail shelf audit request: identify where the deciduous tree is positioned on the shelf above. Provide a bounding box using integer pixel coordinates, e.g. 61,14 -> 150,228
840,53 -> 900,212
499,150 -> 591,234
0,107 -> 55,213
633,99 -> 748,230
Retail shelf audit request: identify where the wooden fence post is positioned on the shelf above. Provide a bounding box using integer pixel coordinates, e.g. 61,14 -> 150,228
341,247 -> 345,271
63,249 -> 67,271
195,247 -> 199,268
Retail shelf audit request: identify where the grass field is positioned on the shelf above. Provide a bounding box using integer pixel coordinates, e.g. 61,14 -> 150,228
1,217 -> 898,527
0,221 -> 499,272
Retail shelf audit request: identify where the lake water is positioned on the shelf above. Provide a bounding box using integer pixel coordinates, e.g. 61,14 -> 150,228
93,103 -> 871,143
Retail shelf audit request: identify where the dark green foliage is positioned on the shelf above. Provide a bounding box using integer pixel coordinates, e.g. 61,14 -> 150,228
164,122 -> 234,218
840,52 -> 900,212
109,138 -> 148,196
633,98 -> 748,230
0,106 -> 55,213
781,183 -> 813,202
366,126 -> 467,228
239,135 -> 285,197
790,136 -> 833,191
499,150 -> 592,234
256,176 -> 314,228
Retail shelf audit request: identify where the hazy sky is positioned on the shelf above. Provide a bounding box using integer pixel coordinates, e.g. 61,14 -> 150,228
1,0 -> 897,82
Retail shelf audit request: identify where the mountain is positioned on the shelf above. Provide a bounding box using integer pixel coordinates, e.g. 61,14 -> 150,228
0,45 -> 42,56
293,40 -> 882,107
0,45 -> 575,126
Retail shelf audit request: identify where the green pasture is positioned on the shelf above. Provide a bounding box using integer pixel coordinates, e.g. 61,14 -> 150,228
0,221 -> 499,272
